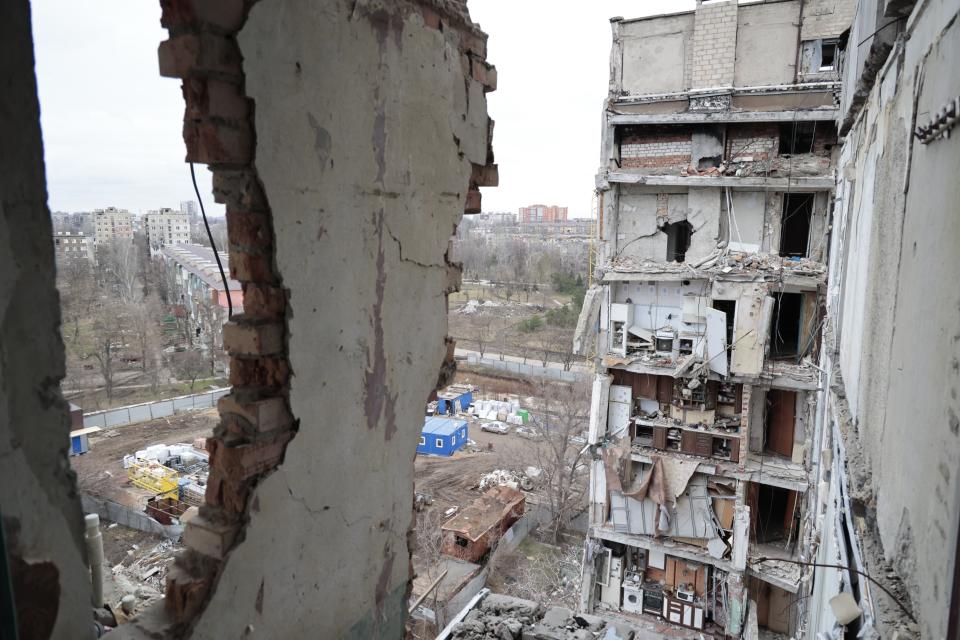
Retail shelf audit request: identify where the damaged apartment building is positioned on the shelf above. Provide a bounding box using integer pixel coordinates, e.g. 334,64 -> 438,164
573,0 -> 853,636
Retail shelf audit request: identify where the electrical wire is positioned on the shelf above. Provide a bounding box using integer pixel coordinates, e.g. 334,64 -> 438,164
190,162 -> 233,320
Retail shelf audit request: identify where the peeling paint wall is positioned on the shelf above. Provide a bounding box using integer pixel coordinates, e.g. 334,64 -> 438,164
0,2 -> 93,638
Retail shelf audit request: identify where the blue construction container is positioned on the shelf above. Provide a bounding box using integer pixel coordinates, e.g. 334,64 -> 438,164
435,385 -> 474,415
417,416 -> 468,456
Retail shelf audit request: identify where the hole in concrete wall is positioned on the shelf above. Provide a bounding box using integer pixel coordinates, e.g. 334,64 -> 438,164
778,122 -> 816,154
664,221 -> 692,263
764,388 -> 796,457
712,299 -> 736,347
780,193 -> 813,257
749,483 -> 798,544
748,577 -> 794,634
697,155 -> 721,170
769,292 -> 802,360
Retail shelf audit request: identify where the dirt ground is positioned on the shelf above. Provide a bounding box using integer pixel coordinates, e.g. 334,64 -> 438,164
71,407 -> 219,507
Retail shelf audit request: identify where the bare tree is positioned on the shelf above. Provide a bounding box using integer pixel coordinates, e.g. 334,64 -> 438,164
172,349 -> 209,391
103,239 -> 143,304
88,304 -> 127,402
519,381 -> 591,543
57,258 -> 95,346
472,315 -> 494,359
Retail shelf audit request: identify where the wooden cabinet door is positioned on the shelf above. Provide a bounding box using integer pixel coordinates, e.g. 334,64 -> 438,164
653,426 -> 668,450
681,430 -> 697,454
695,433 -> 713,457
766,389 -> 796,457
728,436 -> 740,463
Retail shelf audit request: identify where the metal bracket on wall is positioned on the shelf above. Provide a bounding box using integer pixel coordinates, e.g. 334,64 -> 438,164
914,96 -> 959,144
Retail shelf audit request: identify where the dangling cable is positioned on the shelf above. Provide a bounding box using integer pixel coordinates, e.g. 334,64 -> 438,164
190,162 -> 233,319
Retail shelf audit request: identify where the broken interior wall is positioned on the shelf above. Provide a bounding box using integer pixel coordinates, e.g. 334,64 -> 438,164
146,1 -> 495,638
824,1 -> 960,636
733,1 -> 801,87
800,0 -> 857,41
614,13 -> 695,95
0,2 -> 94,638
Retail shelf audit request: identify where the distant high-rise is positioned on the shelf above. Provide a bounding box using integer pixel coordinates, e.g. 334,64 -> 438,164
180,200 -> 199,219
144,207 -> 191,248
92,206 -> 134,245
518,204 -> 567,223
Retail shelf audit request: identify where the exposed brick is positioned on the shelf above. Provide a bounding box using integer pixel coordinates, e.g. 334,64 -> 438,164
183,119 -> 252,166
465,187 -> 481,214
229,356 -> 290,389
218,394 -> 293,435
222,320 -> 284,356
226,210 -> 272,250
420,5 -> 442,30
164,554 -> 216,623
446,262 -> 462,294
470,163 -> 499,187
158,33 -> 242,79
160,0 -> 246,33
183,514 -> 240,560
241,283 -> 287,319
470,57 -> 497,92
213,169 -> 268,210
184,77 -> 248,122
210,432 -> 293,481
229,250 -> 275,283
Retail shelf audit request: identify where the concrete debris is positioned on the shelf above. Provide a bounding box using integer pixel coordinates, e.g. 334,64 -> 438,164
451,594 -> 640,640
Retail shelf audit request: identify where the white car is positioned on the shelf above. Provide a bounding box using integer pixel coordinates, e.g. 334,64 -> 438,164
481,421 -> 509,435
514,427 -> 542,441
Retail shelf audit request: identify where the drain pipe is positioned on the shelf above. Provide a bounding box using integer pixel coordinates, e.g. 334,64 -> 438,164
85,514 -> 104,608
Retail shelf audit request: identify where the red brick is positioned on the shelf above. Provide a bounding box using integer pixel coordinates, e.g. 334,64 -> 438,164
229,356 -> 290,388
241,283 -> 287,319
470,163 -> 499,187
160,0 -> 246,32
184,77 -> 248,122
470,57 -> 497,92
183,119 -> 252,166
420,6 -> 442,29
158,33 -> 242,79
218,395 -> 292,434
212,169 -> 268,211
229,250 -> 275,283
222,320 -> 284,356
165,560 -> 213,623
465,187 -> 481,214
226,210 -> 272,250
211,432 -> 293,481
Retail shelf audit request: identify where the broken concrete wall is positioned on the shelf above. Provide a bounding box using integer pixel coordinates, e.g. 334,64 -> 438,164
801,0 -> 856,40
616,187 -> 667,261
727,191 -> 766,250
734,1 -> 801,87
686,187 -> 721,263
0,2 -> 94,638
616,13 -> 694,95
147,0 -> 495,637
823,1 -> 960,635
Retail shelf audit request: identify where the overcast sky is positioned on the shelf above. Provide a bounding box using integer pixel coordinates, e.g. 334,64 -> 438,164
31,0 -> 692,218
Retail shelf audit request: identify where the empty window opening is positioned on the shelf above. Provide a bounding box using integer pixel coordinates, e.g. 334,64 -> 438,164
455,535 -> 469,548
819,39 -> 838,70
750,484 -> 798,545
770,292 -> 802,360
665,221 -> 692,262
697,155 -> 721,170
780,193 -> 813,257
778,122 -> 816,154
764,389 -> 796,458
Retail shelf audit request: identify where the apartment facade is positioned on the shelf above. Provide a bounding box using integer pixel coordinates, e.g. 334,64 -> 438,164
52,231 -> 94,262
92,206 -> 133,245
574,1 -> 852,636
144,207 -> 191,249
519,203 -> 568,223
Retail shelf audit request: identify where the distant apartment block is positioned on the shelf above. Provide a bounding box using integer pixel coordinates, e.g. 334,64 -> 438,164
144,207 -> 191,249
52,231 -> 94,262
519,204 -> 568,223
161,244 -> 243,360
93,206 -> 133,245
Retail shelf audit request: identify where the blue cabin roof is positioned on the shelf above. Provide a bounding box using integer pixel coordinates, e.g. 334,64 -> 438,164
422,416 -> 467,436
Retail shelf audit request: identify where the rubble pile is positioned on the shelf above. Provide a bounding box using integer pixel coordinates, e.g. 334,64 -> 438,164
106,538 -> 179,615
451,595 -> 636,640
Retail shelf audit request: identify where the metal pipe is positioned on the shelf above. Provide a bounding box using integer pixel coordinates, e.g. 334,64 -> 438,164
85,513 -> 104,608
407,569 -> 447,615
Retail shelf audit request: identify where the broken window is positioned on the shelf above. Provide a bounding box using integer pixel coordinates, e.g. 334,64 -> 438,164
455,535 -> 469,548
769,292 -> 802,359
779,193 -> 813,257
778,122 -> 816,155
748,483 -> 798,546
665,221 -> 692,262
764,389 -> 796,457
819,39 -> 839,70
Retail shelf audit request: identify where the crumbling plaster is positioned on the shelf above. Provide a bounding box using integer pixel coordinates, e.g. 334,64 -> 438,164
0,2 -> 94,639
176,1 -> 493,638
826,1 -> 960,635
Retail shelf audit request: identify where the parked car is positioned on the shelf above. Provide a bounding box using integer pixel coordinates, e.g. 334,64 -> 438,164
481,421 -> 509,435
514,426 -> 542,441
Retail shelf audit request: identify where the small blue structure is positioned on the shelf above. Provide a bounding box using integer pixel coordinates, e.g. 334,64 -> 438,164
418,416 -> 468,457
435,384 -> 474,415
